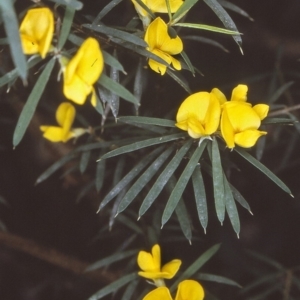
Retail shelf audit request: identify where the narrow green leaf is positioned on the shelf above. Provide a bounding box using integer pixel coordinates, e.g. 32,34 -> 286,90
183,35 -> 229,52
162,141 -> 207,227
121,279 -> 139,300
99,132 -> 186,160
175,198 -> 192,242
0,0 -> 27,80
76,180 -> 95,203
211,138 -> 225,224
96,154 -> 106,192
117,146 -> 174,214
108,50 -> 120,118
133,0 -> 156,19
0,37 -> 8,45
118,116 -> 175,127
133,58 -> 145,112
36,152 -> 76,185
13,58 -> 56,147
166,69 -> 191,93
171,0 -> 199,24
218,0 -> 254,21
83,23 -> 147,47
269,81 -> 294,103
262,117 -> 296,125
196,272 -> 242,287
85,249 -> 136,272
79,150 -> 91,173
180,50 -> 195,75
203,0 -> 242,51
139,140 -> 193,217
58,5 -> 75,49
223,172 -> 240,237
192,165 -> 208,233
98,73 -> 138,105
170,243 -> 221,292
246,250 -> 284,270
116,214 -> 143,234
165,0 -> 172,22
234,147 -> 292,195
47,0 -> 83,10
98,147 -> 163,211
174,23 -> 240,35
102,50 -> 126,73
88,273 -> 137,300
92,0 -> 123,25
230,184 -> 252,213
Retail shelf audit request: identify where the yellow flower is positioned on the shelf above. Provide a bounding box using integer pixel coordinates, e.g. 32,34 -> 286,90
132,0 -> 184,17
175,89 -> 222,138
40,102 -> 85,143
220,84 -> 269,149
63,37 -> 104,106
144,17 -> 183,75
19,7 -> 54,58
137,244 -> 181,280
143,280 -> 205,300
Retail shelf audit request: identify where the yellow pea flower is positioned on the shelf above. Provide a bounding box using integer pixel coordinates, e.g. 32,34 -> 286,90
40,102 -> 85,143
220,84 -> 269,149
132,0 -> 184,17
62,37 -> 104,106
144,17 -> 183,75
143,280 -> 205,300
19,7 -> 54,58
175,89 -> 222,139
137,244 -> 181,281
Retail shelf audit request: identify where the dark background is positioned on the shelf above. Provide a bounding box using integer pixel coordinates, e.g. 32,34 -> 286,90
0,0 -> 300,299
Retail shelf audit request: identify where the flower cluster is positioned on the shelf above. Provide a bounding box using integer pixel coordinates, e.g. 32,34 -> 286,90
138,244 -> 205,300
19,8 -> 104,143
175,84 -> 269,148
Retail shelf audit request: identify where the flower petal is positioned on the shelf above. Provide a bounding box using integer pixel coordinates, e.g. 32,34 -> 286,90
253,104 -> 269,120
161,259 -> 181,279
231,84 -> 248,102
211,88 -> 227,105
148,0 -> 184,13
137,244 -> 160,274
40,126 -> 74,142
220,104 -> 235,149
20,8 -> 54,58
175,280 -> 205,300
234,130 -> 267,148
204,92 -> 221,135
143,287 -> 172,300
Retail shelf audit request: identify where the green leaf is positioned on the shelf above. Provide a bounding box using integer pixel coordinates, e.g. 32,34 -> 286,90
234,147 -> 292,195
108,50 -> 120,118
99,132 -> 186,160
183,35 -> 229,52
118,116 -> 176,127
102,50 -> 126,73
121,279 -> 139,300
0,0 -> 27,80
192,165 -> 208,233
166,69 -> 191,93
133,0 -> 156,19
58,5 -> 76,49
218,0 -> 254,21
88,273 -> 137,300
76,180 -> 95,203
173,23 -> 240,35
139,139 -> 193,217
196,272 -> 242,287
83,23 -> 147,47
211,138 -> 225,224
161,141 -> 207,227
13,58 -> 56,147
79,150 -> 91,174
117,146 -> 174,214
96,153 -> 106,192
230,184 -> 252,214
35,152 -> 77,185
47,0 -> 83,10
269,81 -> 294,103
262,117 -> 296,125
98,147 -> 163,211
246,250 -> 284,270
92,0 -> 123,25
170,243 -> 221,292
98,73 -> 138,105
203,0 -> 242,52
171,0 -> 199,24
180,50 -> 195,75
175,198 -> 192,243
85,249 -> 137,272
133,58 -> 146,112
223,172 -> 240,237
